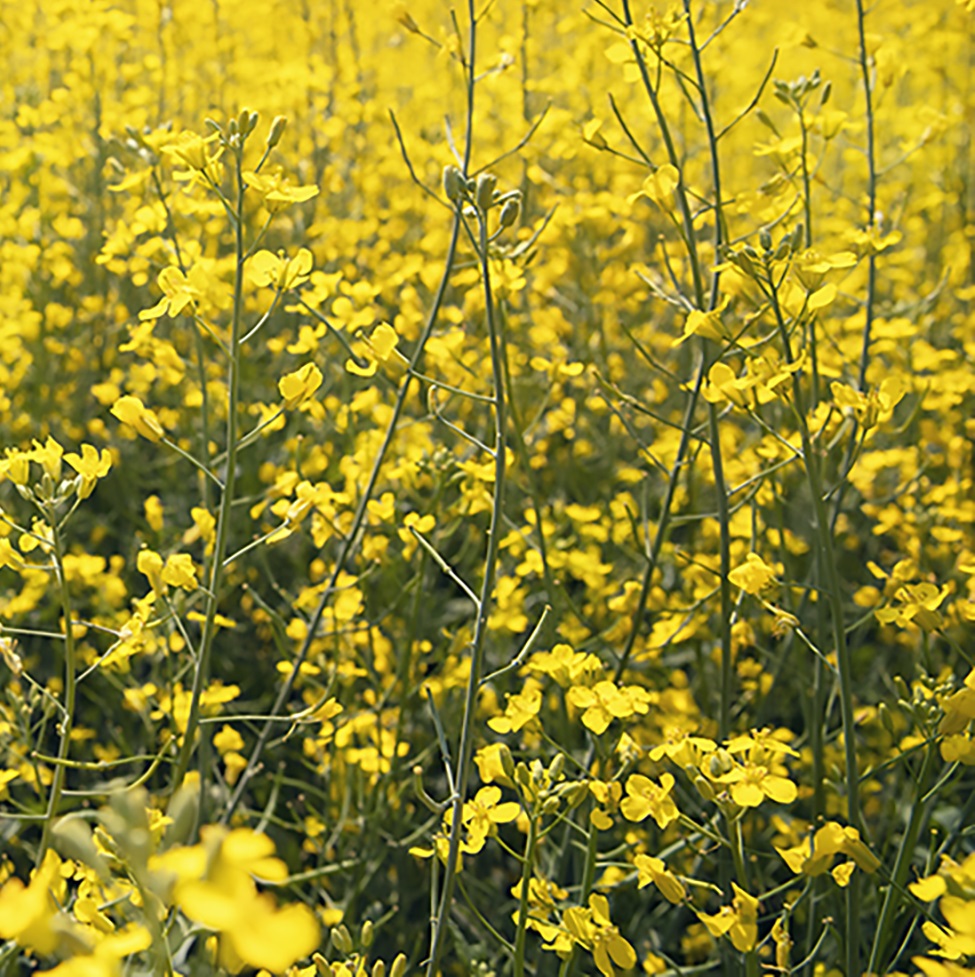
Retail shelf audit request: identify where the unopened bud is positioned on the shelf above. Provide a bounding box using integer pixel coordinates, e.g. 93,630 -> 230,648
708,748 -> 735,778
372,961 -> 386,977
499,744 -> 515,782
267,115 -> 288,150
443,165 -> 465,203
759,227 -> 773,252
693,775 -> 716,803
313,952 -> 333,977
878,701 -> 896,738
498,195 -> 521,229
361,920 -> 375,949
475,172 -> 498,212
390,954 -> 407,977
730,250 -> 756,278
331,924 -> 353,955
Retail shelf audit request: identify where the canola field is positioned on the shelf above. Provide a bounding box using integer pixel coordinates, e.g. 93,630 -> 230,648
1,2 -> 975,976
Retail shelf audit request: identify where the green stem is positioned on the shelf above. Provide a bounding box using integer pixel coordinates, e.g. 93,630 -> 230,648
36,516 -> 79,866
169,142 -> 247,798
867,740 -> 936,975
767,276 -> 862,976
425,182 -> 508,977
513,811 -> 539,977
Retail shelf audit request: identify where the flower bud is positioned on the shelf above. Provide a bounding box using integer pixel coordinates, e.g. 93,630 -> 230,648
331,924 -> 353,955
499,744 -> 516,782
313,953 -> 333,977
443,165 -> 465,203
541,796 -> 561,816
707,748 -> 734,778
361,920 -> 375,949
498,195 -> 521,229
372,962 -> 386,977
475,172 -> 498,212
390,955 -> 407,977
266,115 -> 288,150
693,774 -> 716,803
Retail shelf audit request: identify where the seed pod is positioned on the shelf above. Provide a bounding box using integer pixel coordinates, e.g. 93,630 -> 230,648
475,172 -> 498,212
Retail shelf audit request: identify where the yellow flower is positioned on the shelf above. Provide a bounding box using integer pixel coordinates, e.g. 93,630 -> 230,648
172,827 -> 319,973
346,322 -> 400,378
64,443 -> 112,499
566,680 -> 652,735
279,363 -> 324,409
620,772 -> 680,828
111,396 -> 165,443
487,683 -> 542,734
137,548 -> 165,596
634,854 -> 686,904
558,894 -> 637,977
462,785 -> 521,840
728,552 -> 778,596
243,171 -> 319,213
696,883 -> 759,952
249,248 -> 314,290
0,850 -> 68,955
162,553 -> 198,591
875,581 -> 950,631
138,265 -> 211,321
776,821 -> 880,881
161,130 -> 222,172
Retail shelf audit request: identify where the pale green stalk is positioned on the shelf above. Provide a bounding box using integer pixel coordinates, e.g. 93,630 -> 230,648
169,139 -> 247,797
425,179 -> 509,977
36,517 -> 79,866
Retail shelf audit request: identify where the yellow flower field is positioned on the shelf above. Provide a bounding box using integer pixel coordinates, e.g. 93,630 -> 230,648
1,1 -> 975,975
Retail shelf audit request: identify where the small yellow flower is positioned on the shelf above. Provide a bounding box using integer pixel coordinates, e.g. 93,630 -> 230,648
111,396 -> 166,442
620,772 -> 680,828
64,444 -> 112,499
279,362 -> 324,409
634,854 -> 686,904
346,322 -> 400,378
249,248 -> 314,290
728,552 -> 778,596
